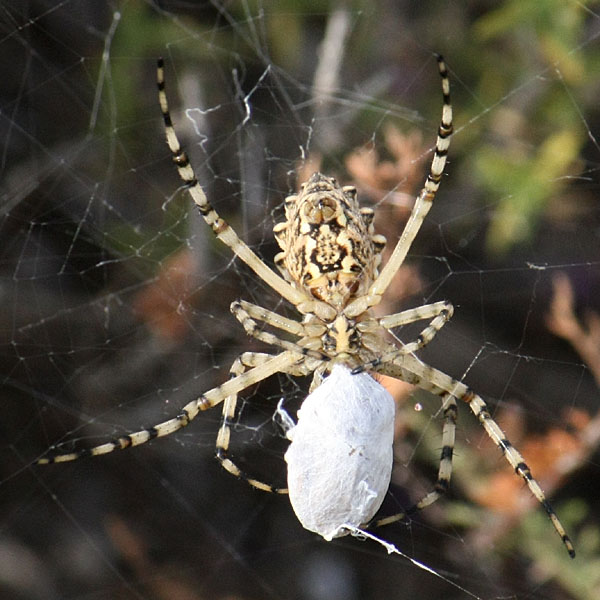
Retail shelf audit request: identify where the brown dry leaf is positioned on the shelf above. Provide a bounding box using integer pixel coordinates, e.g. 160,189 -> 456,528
379,373 -> 415,406
466,272 -> 600,552
346,125 -> 429,314
472,408 -> 590,514
547,272 -> 600,387
345,125 -> 425,201
296,154 -> 323,189
106,515 -> 204,600
133,248 -> 200,343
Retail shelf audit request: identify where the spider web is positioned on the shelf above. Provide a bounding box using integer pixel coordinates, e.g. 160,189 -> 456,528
1,2 -> 600,599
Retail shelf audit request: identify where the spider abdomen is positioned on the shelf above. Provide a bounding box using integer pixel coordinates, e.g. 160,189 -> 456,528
284,365 -> 395,540
274,173 -> 385,309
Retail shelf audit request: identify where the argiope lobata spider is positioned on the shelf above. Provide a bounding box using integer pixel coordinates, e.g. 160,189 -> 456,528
38,55 -> 575,558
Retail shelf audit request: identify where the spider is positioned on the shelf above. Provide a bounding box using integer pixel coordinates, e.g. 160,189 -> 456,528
38,55 -> 575,558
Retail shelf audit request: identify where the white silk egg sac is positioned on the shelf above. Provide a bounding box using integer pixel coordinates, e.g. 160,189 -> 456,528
283,365 -> 395,540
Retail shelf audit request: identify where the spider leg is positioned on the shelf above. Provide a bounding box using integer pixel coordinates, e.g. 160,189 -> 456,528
353,301 -> 453,375
369,392 -> 457,528
344,55 -> 453,319
385,301 -> 453,354
378,300 -> 452,329
38,351 -> 300,464
379,352 -> 576,558
216,351 -> 310,494
230,300 -> 328,361
233,299 -> 306,337
360,300 -> 453,356
157,59 -> 335,323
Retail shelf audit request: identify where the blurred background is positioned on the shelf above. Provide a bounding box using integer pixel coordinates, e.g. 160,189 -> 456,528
1,1 -> 600,598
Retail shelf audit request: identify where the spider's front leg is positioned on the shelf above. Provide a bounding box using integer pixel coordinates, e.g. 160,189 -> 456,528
380,352 -> 576,558
216,351 -> 308,494
38,351 -> 300,465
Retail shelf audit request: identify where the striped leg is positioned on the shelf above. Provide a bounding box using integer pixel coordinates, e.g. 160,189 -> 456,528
230,300 -> 328,361
38,351 -> 299,464
345,54 -> 453,319
232,299 -> 307,337
371,391 -> 457,528
216,352 -> 309,493
156,60 -> 335,323
377,300 -> 454,354
353,301 -> 454,375
383,353 -> 576,558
